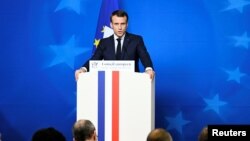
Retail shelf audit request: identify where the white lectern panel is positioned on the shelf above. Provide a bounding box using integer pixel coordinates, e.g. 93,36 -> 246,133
77,72 -> 98,129
119,72 -> 155,141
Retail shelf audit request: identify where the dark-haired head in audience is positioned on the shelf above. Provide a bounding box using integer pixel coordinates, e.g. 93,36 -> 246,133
147,128 -> 173,141
32,127 -> 66,141
198,126 -> 208,141
72,119 -> 97,141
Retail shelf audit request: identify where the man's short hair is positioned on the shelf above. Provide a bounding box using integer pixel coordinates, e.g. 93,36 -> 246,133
198,126 -> 208,141
147,128 -> 173,141
32,127 -> 66,141
110,9 -> 129,23
72,119 -> 96,141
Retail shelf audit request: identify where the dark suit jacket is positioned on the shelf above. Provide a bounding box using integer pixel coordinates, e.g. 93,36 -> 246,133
83,32 -> 153,72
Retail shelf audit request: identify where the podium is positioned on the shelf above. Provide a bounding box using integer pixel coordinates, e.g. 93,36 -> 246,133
77,61 -> 155,141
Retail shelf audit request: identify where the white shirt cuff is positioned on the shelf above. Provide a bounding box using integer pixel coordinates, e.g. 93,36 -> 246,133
145,67 -> 153,72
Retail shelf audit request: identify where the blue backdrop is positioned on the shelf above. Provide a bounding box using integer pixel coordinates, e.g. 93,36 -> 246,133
0,0 -> 250,141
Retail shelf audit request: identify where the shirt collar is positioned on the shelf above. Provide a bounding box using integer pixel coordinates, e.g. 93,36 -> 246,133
114,33 -> 125,40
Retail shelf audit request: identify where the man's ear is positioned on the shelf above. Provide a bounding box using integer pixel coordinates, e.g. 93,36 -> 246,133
110,22 -> 113,29
93,131 -> 98,141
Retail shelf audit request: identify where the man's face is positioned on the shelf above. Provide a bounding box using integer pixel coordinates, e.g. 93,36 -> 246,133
110,15 -> 128,38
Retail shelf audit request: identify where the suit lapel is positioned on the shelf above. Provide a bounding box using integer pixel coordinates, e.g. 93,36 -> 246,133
109,35 -> 116,59
121,33 -> 130,59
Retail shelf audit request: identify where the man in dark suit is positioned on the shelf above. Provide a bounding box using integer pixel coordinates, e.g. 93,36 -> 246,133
75,10 -> 154,80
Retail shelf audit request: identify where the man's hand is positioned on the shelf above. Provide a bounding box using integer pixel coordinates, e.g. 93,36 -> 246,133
145,69 -> 155,80
75,68 -> 87,81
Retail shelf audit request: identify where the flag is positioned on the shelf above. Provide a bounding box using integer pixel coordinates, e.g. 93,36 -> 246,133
92,0 -> 119,54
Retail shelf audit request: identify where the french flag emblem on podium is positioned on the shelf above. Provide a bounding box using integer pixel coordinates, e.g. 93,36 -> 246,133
77,71 -> 155,141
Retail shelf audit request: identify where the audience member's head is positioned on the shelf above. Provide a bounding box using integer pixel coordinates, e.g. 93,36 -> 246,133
72,119 -> 97,141
198,126 -> 208,141
147,128 -> 173,141
32,127 -> 66,141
